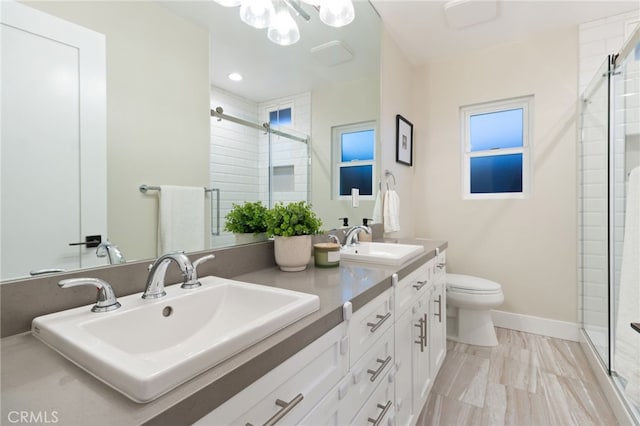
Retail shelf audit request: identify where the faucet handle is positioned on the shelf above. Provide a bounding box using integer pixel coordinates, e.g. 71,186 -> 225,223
58,278 -> 121,313
182,254 -> 215,289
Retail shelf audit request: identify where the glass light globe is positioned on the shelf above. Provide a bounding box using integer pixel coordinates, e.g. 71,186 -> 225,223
267,8 -> 300,46
240,0 -> 276,29
319,0 -> 354,27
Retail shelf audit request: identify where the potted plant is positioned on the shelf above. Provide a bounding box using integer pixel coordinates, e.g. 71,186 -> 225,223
224,201 -> 269,245
266,201 -> 322,271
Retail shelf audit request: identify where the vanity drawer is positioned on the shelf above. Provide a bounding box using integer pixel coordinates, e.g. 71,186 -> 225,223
197,323 -> 347,426
343,325 -> 394,422
349,288 -> 393,365
349,366 -> 396,426
394,261 -> 433,316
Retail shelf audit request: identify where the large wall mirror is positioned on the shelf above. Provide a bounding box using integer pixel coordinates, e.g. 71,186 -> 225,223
1,0 -> 381,282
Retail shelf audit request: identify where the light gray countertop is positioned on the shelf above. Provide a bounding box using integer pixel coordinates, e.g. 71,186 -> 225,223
0,239 -> 446,426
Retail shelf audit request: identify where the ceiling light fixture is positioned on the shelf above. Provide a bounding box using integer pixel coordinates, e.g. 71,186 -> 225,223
268,1 -> 300,46
213,0 -> 355,46
240,0 -> 276,29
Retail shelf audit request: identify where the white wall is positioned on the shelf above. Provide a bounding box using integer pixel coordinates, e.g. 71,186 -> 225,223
25,1 -> 211,261
311,77 -> 380,230
378,28 -> 416,239
412,28 -> 579,322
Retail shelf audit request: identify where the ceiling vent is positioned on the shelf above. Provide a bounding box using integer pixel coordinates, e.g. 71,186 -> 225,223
310,40 -> 354,67
444,0 -> 498,30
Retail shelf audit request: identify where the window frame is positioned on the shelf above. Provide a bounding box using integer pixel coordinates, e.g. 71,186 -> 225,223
460,96 -> 533,200
333,121 -> 377,201
265,103 -> 294,128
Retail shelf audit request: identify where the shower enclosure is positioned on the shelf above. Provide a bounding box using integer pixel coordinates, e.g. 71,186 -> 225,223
580,28 -> 640,422
209,106 -> 310,248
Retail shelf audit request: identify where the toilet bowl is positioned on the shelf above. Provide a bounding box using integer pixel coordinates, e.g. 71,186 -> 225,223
446,274 -> 504,346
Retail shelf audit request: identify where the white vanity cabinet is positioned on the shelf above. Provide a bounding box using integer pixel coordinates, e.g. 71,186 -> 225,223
430,249 -> 447,375
196,248 -> 447,426
393,254 -> 447,426
195,322 -> 348,426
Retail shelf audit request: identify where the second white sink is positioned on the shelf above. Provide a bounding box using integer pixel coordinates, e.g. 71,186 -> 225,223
340,242 -> 424,266
32,276 -> 320,403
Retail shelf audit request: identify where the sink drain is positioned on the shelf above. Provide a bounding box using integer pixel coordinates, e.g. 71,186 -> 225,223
162,306 -> 173,317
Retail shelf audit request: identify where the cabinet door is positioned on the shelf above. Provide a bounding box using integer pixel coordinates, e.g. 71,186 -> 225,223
412,291 -> 432,412
429,282 -> 446,375
394,309 -> 415,426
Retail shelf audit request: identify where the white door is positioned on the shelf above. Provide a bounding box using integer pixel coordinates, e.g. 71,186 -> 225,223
1,1 -> 106,280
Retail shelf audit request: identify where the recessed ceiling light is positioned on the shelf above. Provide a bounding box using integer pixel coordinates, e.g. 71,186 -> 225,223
228,72 -> 243,82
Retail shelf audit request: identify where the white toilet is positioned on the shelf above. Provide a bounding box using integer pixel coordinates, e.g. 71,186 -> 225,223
446,274 -> 504,346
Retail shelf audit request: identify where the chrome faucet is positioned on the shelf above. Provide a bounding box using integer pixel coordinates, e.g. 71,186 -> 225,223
96,240 -> 126,265
182,254 -> 215,289
143,252 -> 193,300
344,226 -> 372,247
58,277 -> 121,312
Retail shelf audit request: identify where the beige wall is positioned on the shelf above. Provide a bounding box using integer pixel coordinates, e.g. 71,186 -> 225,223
25,1 -> 210,261
412,28 -> 579,322
311,77 -> 380,229
379,27 -> 417,239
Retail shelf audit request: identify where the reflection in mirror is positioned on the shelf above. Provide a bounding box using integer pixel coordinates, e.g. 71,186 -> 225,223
0,0 -> 380,281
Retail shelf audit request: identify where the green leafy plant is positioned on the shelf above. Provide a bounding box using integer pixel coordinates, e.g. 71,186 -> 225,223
266,201 -> 322,237
224,201 -> 268,234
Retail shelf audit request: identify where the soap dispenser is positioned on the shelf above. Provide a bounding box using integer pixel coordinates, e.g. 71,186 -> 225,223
359,218 -> 373,242
339,217 -> 349,227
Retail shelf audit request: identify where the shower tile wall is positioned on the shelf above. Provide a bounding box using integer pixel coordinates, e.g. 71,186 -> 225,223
578,10 -> 640,333
257,92 -> 311,206
209,89 -> 311,247
210,87 -> 261,248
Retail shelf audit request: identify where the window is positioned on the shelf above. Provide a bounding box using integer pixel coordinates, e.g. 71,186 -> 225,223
333,121 -> 376,199
461,96 -> 533,199
267,105 -> 293,127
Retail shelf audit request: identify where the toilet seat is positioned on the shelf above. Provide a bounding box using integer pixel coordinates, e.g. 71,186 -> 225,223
447,274 -> 502,295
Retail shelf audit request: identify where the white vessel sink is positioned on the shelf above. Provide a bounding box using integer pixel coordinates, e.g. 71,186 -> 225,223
340,242 -> 424,266
32,276 -> 320,403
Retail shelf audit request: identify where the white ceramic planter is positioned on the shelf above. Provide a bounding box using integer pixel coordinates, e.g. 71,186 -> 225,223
233,233 -> 268,246
273,235 -> 312,272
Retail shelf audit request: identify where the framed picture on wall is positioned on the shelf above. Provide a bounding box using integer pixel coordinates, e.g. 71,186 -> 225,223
396,114 -> 413,166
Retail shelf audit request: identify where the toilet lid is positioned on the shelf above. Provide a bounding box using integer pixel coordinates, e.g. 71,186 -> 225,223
447,274 -> 502,294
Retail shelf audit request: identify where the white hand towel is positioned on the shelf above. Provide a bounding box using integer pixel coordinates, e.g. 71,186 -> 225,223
157,185 -> 205,255
372,189 -> 383,224
383,189 -> 400,233
614,167 -> 640,407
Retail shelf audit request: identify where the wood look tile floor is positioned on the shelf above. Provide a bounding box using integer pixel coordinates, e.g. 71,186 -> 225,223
417,327 -> 619,426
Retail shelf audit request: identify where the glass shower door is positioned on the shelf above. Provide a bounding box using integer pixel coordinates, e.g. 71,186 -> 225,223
580,57 -> 613,368
611,34 -> 640,420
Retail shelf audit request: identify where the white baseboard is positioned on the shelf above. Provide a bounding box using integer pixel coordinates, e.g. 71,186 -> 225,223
491,309 -> 580,342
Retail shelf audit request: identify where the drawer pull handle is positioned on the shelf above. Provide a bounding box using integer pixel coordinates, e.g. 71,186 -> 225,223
414,317 -> 425,352
412,280 -> 428,291
434,294 -> 442,323
367,312 -> 391,333
423,313 -> 428,348
251,393 -> 304,426
367,355 -> 392,382
437,262 -> 446,269
367,400 -> 393,426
